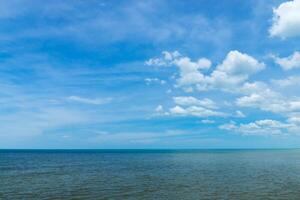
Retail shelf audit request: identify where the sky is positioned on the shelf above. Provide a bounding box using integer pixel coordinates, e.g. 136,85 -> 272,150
1,0 -> 300,149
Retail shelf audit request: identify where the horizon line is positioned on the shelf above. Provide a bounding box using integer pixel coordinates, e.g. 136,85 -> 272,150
1,148 -> 300,151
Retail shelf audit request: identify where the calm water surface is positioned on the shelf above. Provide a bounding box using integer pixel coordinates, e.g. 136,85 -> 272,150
1,149 -> 300,199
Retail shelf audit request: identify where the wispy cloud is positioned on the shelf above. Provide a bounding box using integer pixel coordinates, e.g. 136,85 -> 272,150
67,96 -> 111,105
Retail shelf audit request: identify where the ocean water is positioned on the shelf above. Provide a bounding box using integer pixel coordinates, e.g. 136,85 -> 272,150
1,149 -> 300,200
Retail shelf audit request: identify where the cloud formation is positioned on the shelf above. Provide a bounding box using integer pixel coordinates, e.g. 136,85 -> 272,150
147,44 -> 300,136
272,52 -> 300,70
147,50 -> 265,92
272,76 -> 300,88
173,96 -> 217,109
169,96 -> 225,118
220,119 -> 299,136
270,0 -> 300,38
170,105 -> 225,118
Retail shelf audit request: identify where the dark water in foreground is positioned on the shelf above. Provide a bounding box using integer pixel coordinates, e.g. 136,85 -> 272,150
1,149 -> 300,200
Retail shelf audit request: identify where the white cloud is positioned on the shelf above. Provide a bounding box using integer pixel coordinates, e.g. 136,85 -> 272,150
170,105 -> 187,115
147,50 -> 300,128
206,51 -> 265,92
147,50 -> 300,126
269,0 -> 300,38
201,119 -> 215,124
146,51 -> 210,89
145,78 -> 166,85
173,96 -> 217,109
147,50 -> 265,92
272,52 -> 300,70
237,95 -> 300,114
169,96 -> 224,118
67,96 -> 111,105
220,119 -> 296,136
145,51 -> 181,66
287,116 -> 300,124
173,56 -> 211,88
169,105 -> 225,117
289,101 -> 300,110
236,93 -> 288,114
147,51 -> 270,120
235,81 -> 296,114
272,76 -> 300,87
192,50 -> 265,92
216,51 -> 265,76
235,110 -> 246,118
174,57 -> 212,72
155,105 -> 164,112
236,94 -> 264,107
236,81 -> 300,115
182,87 -> 194,93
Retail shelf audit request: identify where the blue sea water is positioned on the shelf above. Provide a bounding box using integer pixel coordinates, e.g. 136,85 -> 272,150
1,149 -> 300,199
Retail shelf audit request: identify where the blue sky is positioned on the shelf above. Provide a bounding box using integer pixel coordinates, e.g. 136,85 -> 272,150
1,0 -> 300,149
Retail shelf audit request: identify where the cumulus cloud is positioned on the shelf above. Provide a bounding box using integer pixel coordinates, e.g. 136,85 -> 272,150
169,96 -> 224,117
170,105 -> 187,115
237,95 -> 300,114
269,0 -> 300,38
147,50 -> 265,92
146,51 -> 210,90
235,81 -> 293,114
206,51 -> 265,91
236,81 -> 300,115
147,50 -> 300,134
216,51 -> 265,76
236,94 -> 264,107
272,76 -> 300,87
220,119 -> 297,136
145,51 -> 181,66
175,57 -> 212,89
169,105 -> 225,117
272,52 -> 300,70
173,96 -> 217,109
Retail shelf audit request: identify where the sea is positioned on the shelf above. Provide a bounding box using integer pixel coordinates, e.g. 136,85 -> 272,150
1,149 -> 300,199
